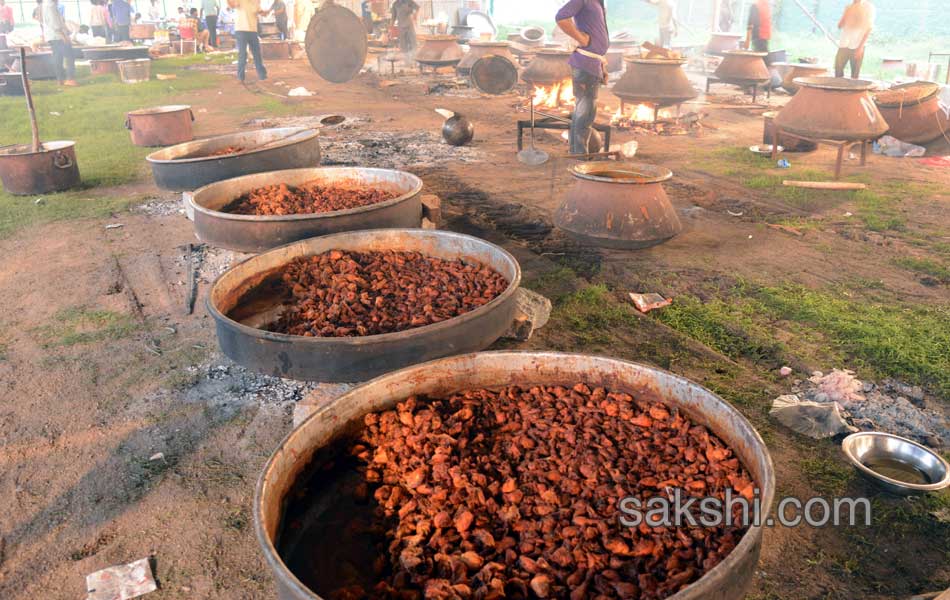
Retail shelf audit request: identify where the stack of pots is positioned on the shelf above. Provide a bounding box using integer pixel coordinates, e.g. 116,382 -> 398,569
415,34 -> 465,68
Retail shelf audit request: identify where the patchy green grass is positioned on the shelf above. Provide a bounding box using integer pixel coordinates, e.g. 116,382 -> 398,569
33,307 -> 140,348
799,454 -> 853,496
556,284 -> 638,346
893,257 -> 950,284
0,192 -> 139,240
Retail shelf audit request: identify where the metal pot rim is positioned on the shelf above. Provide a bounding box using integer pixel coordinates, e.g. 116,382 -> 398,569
206,228 -> 522,347
792,76 -> 876,91
189,167 -> 424,222
0,140 -> 76,157
254,350 -> 776,600
571,161 -> 673,184
841,431 -> 950,493
127,104 -> 192,117
535,48 -> 572,56
467,40 -> 510,47
419,34 -> 460,42
873,81 -> 941,107
708,32 -> 744,39
722,50 -> 768,57
769,62 -> 827,69
116,58 -> 151,65
623,56 -> 687,66
145,127 -> 320,165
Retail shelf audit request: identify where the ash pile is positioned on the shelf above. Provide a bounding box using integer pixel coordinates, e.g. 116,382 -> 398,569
321,131 -> 482,169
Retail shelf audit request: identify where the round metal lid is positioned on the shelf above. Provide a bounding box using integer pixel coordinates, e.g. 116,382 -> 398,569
571,162 -> 673,184
470,55 -> 519,95
793,76 -> 877,91
873,81 -> 941,107
305,3 -> 368,84
624,56 -> 687,66
468,40 -> 511,48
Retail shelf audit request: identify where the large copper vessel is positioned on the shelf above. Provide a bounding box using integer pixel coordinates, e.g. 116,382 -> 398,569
415,35 -> 464,68
774,77 -> 889,141
522,48 -> 572,85
705,32 -> 743,55
874,81 -> 949,145
456,40 -> 514,74
713,50 -> 770,86
771,62 -> 827,94
125,105 -> 194,147
612,57 -> 697,107
554,162 -> 682,249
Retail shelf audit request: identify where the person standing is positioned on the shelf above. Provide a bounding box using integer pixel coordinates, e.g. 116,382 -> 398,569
89,0 -> 108,39
148,0 -> 160,20
201,0 -> 219,47
111,0 -> 132,41
0,0 -> 15,34
270,0 -> 287,40
43,0 -> 78,86
746,0 -> 771,54
555,0 -> 608,156
228,0 -> 266,82
648,0 -> 676,49
391,0 -> 418,57
835,0 -> 874,79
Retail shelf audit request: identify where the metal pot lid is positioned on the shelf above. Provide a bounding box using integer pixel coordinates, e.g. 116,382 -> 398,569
520,26 -> 545,41
873,81 -> 940,107
536,48 -> 571,56
127,105 -> 192,116
709,32 -> 744,39
571,162 -> 673,184
305,3 -> 368,84
793,76 -> 877,91
624,56 -> 687,66
722,49 -> 768,57
465,10 -> 497,38
420,34 -> 460,42
468,40 -> 510,48
471,55 -> 519,95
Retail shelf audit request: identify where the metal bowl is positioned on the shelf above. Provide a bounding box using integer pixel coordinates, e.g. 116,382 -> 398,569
189,167 -> 424,253
207,229 -> 522,382
842,432 -> 950,495
254,351 -> 776,600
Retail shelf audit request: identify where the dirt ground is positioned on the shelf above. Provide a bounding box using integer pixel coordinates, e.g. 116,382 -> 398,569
0,55 -> 948,600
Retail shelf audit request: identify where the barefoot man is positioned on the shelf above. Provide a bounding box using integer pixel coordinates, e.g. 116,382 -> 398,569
556,0 -> 609,156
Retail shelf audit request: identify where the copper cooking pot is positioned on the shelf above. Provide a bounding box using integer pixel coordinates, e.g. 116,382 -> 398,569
771,62 -> 828,94
521,48 -> 572,85
774,77 -> 889,141
126,105 -> 195,147
554,162 -> 683,250
873,81 -> 949,145
705,32 -> 743,55
612,57 -> 697,107
457,41 -> 514,74
415,35 -> 464,67
713,50 -> 770,86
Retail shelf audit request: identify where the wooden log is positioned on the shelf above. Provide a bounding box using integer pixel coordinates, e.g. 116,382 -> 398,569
782,180 -> 868,191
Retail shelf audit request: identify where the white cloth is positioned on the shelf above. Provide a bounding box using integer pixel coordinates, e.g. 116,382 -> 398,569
234,0 -> 260,32
839,1 -> 875,50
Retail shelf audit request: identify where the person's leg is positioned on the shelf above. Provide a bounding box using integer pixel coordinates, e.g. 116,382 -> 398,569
207,15 -> 217,47
569,68 -> 599,156
235,30 -> 248,80
851,47 -> 865,79
49,40 -> 66,83
119,25 -> 130,41
834,48 -> 850,78
248,32 -> 266,79
659,28 -> 670,48
63,41 -> 76,81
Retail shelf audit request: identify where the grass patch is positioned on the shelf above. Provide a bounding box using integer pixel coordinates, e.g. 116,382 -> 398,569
893,257 -> 950,284
799,454 -> 853,496
33,306 -> 139,347
0,192 -> 138,239
556,284 -> 638,346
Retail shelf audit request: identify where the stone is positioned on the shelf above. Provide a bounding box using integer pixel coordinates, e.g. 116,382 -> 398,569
501,288 -> 552,341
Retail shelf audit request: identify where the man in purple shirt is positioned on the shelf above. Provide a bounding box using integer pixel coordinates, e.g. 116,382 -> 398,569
556,0 -> 609,155
111,0 -> 133,41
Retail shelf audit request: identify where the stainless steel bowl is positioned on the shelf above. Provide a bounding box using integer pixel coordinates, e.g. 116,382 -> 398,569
842,432 -> 950,495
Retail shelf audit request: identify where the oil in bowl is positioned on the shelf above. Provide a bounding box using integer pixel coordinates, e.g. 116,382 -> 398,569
862,457 -> 934,486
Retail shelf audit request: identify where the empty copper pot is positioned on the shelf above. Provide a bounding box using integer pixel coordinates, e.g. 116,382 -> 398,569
554,162 -> 682,249
774,77 -> 889,141
771,62 -> 828,94
873,82 -> 949,145
415,35 -> 464,68
0,141 -> 81,195
706,32 -> 743,56
126,105 -> 195,147
457,40 -> 514,74
612,57 -> 697,107
713,50 -> 770,86
521,48 -> 572,85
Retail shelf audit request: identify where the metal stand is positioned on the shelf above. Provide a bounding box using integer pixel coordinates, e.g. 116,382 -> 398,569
927,52 -> 950,84
706,76 -> 771,103
771,129 -> 871,180
516,116 -> 612,152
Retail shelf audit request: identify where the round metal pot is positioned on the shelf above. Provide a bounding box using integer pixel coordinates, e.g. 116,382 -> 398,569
189,167 -> 424,253
774,77 -> 889,142
441,114 -> 475,146
0,141 -> 81,196
0,71 -> 25,96
126,105 -> 195,147
207,229 -> 522,382
763,111 -> 817,152
23,52 -> 56,80
456,40 -> 513,74
705,32 -> 743,55
874,82 -> 949,145
254,351 -> 776,600
415,35 -> 464,68
770,62 -> 828,95
450,25 -> 475,42
80,44 -> 151,61
605,49 -> 625,73
521,48 -> 572,85
613,57 -> 697,107
261,40 -> 294,60
146,127 -> 322,192
555,162 -> 682,250
713,50 -> 770,86
89,58 -> 121,76
117,58 -> 151,83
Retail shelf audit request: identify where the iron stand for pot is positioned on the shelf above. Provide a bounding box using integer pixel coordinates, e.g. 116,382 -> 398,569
770,129 -> 871,180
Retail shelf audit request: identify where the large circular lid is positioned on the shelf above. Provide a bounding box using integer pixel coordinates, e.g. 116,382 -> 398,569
471,55 -> 519,95
873,81 -> 940,107
571,162 -> 673,184
305,3 -> 368,84
624,56 -> 687,66
793,76 -> 877,91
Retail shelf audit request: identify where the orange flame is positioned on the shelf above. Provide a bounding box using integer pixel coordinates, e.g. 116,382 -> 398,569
611,104 -> 676,125
532,80 -> 574,109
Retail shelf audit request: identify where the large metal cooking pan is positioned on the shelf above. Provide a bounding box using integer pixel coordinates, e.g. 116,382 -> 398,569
189,167 -> 425,253
146,127 -> 321,192
254,351 -> 776,600
207,229 -> 522,382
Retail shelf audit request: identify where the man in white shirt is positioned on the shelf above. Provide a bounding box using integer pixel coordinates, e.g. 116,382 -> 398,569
43,0 -> 78,86
228,0 -> 267,82
648,0 -> 676,49
834,0 -> 874,79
